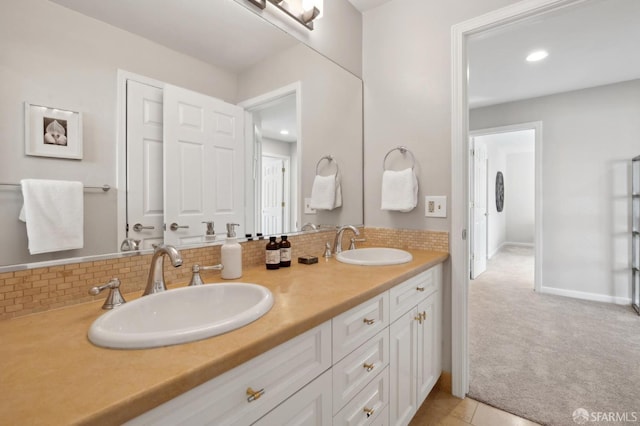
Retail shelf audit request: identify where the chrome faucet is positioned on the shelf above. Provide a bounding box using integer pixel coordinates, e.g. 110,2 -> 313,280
334,225 -> 360,254
301,222 -> 318,232
143,244 -> 183,296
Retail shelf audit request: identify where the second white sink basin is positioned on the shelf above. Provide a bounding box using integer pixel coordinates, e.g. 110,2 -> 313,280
336,247 -> 413,266
88,283 -> 274,349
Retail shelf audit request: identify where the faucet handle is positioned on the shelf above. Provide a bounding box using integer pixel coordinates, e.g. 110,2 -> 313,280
349,238 -> 367,250
323,242 -> 332,258
89,278 -> 126,310
189,264 -> 224,286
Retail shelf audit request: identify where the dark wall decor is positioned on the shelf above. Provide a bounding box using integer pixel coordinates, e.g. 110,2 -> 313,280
496,171 -> 505,212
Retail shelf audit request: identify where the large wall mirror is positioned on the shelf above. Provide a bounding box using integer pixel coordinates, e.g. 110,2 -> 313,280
0,0 -> 363,268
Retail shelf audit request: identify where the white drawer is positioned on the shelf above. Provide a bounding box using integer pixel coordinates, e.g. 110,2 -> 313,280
333,367 -> 389,426
368,405 -> 389,426
126,321 -> 332,426
389,265 -> 441,322
254,369 -> 333,426
333,328 -> 389,414
333,292 -> 389,362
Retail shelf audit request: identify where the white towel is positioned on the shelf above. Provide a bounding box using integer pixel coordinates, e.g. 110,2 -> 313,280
19,179 -> 84,254
310,174 -> 342,210
381,168 -> 418,212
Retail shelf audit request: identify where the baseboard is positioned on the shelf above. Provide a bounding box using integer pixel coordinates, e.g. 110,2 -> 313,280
488,243 -> 504,259
539,286 -> 631,305
436,371 -> 452,394
504,241 -> 534,248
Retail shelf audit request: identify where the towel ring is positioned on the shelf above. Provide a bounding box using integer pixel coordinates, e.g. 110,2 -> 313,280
383,146 -> 416,171
315,155 -> 339,177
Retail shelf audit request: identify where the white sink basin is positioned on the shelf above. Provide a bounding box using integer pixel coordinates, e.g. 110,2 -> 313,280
336,247 -> 413,266
88,283 -> 274,349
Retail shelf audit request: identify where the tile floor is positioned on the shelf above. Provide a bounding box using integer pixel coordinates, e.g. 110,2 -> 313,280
409,389 -> 541,426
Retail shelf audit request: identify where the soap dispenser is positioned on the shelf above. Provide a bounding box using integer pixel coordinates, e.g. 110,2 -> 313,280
221,223 -> 242,279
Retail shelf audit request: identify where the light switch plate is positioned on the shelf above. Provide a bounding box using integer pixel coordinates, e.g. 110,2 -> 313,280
425,196 -> 447,218
304,198 -> 317,214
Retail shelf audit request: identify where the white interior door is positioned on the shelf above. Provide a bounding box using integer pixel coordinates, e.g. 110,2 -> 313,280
261,156 -> 284,235
163,84 -> 244,245
126,80 -> 164,250
471,137 -> 488,279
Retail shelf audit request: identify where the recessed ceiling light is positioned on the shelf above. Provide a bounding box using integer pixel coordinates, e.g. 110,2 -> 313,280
526,50 -> 548,62
280,129 -> 289,135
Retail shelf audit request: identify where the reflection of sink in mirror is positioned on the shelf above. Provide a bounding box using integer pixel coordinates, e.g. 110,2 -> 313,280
336,248 -> 413,266
88,283 -> 274,349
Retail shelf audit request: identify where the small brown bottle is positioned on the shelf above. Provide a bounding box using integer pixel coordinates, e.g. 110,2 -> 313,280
266,236 -> 280,269
279,235 -> 291,267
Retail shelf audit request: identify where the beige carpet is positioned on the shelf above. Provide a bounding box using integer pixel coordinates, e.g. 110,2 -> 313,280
468,245 -> 640,426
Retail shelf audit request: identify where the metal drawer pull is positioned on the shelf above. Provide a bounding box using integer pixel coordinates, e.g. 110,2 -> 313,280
169,222 -> 189,231
363,407 -> 375,418
416,286 -> 425,292
363,363 -> 375,372
246,387 -> 265,402
363,318 -> 375,325
421,311 -> 427,320
132,223 -> 155,232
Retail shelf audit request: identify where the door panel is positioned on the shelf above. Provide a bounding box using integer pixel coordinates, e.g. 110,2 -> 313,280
127,80 -> 164,250
472,138 -> 488,278
164,84 -> 244,245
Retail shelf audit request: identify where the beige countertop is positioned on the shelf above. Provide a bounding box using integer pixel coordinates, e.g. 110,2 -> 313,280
0,250 -> 448,425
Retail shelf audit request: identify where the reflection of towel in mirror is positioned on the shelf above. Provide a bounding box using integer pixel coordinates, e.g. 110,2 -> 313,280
381,168 -> 418,212
19,179 -> 84,254
310,174 -> 342,210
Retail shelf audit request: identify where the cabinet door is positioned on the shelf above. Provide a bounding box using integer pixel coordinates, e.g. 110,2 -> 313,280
389,308 -> 418,426
416,289 -> 442,406
254,369 -> 332,426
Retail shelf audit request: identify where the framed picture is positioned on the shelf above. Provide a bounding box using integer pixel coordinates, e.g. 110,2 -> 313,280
24,102 -> 83,160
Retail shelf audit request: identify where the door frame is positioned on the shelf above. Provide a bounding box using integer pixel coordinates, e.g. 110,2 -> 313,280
450,0 -> 585,398
239,82 -> 302,235
116,70 -> 165,250
469,122 -> 542,291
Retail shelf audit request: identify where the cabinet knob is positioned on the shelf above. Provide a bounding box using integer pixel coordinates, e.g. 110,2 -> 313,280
363,407 -> 375,418
363,363 -> 375,372
416,286 -> 425,292
246,387 -> 265,402
363,318 -> 375,325
414,314 -> 423,324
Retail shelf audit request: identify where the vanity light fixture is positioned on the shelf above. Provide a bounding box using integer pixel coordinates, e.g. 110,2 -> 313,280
526,50 -> 549,62
246,0 -> 321,30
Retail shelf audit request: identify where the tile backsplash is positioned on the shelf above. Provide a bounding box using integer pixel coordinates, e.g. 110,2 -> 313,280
0,227 -> 448,320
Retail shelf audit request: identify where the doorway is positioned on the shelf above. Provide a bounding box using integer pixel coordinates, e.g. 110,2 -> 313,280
469,125 -> 539,289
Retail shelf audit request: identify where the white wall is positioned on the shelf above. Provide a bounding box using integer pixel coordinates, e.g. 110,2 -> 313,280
362,0 -> 521,373
506,151 -> 535,245
0,0 -> 237,265
471,80 -> 640,302
235,0 -> 363,78
479,136 -> 507,257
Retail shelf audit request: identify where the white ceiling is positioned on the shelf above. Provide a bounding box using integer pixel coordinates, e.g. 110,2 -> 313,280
50,0 -> 298,73
468,0 -> 640,108
256,95 -> 298,142
347,0 -> 393,13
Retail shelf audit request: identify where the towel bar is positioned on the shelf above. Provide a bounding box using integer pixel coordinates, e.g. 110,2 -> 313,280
383,146 -> 416,171
0,182 -> 111,192
315,155 -> 339,177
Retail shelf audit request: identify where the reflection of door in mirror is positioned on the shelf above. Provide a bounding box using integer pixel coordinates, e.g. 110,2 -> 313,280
126,80 -> 164,250
124,76 -> 245,250
244,90 -> 299,236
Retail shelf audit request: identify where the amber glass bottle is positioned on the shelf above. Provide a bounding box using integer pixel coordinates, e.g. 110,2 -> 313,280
279,235 -> 291,267
266,236 -> 280,269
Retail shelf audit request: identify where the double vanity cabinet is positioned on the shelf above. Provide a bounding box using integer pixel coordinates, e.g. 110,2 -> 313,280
128,264 -> 442,426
